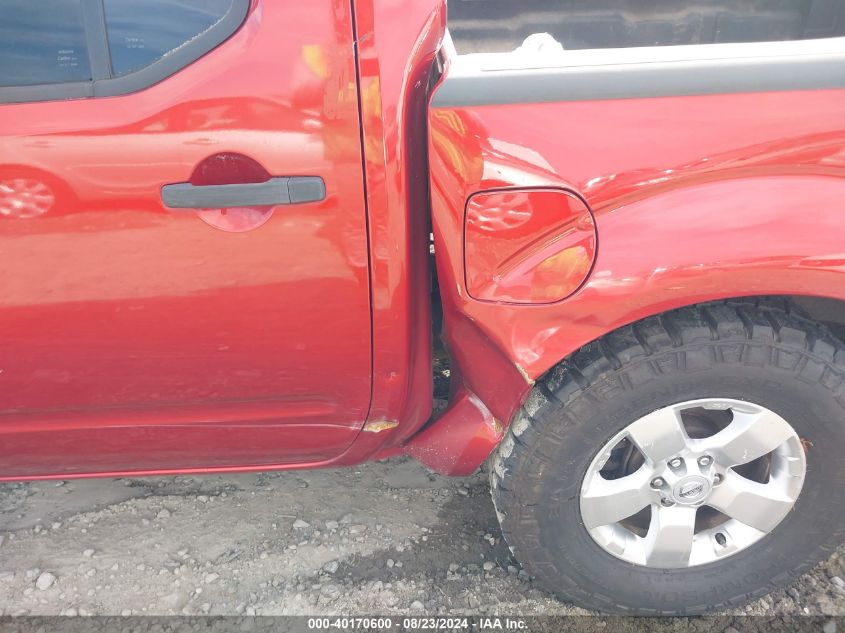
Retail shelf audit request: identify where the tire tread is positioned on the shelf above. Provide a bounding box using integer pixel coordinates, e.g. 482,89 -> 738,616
490,298 -> 845,614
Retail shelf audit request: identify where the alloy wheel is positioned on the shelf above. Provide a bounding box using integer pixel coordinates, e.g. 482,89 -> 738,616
580,398 -> 806,568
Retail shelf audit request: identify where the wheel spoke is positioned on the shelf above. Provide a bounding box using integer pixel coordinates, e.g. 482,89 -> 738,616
643,505 -> 697,568
581,397 -> 805,568
580,467 -> 652,529
626,406 -> 689,464
698,407 -> 793,467
707,470 -> 795,533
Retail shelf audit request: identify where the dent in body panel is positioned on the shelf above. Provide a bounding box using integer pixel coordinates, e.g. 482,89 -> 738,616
404,383 -> 504,476
464,188 -> 597,304
426,54 -> 845,473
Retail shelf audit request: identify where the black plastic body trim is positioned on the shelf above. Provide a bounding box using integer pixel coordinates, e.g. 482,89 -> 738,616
0,0 -> 249,104
162,177 -> 326,209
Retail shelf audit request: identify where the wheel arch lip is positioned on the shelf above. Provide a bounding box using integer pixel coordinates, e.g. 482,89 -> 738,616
433,173 -> 845,428
414,287 -> 845,476
499,177 -> 845,356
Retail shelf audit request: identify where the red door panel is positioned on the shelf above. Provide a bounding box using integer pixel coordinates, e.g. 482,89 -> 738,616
0,1 -> 372,478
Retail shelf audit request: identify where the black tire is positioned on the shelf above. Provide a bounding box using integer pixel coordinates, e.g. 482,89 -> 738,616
490,298 -> 845,614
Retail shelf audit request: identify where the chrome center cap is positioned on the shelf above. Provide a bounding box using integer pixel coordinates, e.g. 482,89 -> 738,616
672,475 -> 711,505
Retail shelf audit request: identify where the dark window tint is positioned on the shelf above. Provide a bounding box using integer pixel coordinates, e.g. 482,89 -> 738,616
0,0 -> 91,87
449,0 -> 845,53
104,0 -> 235,77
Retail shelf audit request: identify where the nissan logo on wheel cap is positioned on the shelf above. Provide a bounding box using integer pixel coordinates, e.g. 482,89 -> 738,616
679,482 -> 704,498
672,476 -> 711,504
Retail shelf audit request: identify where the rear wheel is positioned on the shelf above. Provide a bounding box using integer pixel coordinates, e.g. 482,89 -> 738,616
490,299 -> 845,614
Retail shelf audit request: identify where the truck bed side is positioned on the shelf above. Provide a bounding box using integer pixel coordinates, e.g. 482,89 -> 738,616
412,35 -> 845,473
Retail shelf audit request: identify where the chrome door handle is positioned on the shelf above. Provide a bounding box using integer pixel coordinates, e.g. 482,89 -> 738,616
161,176 -> 325,209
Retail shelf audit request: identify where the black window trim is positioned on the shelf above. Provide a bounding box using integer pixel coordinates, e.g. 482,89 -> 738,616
81,0 -> 113,81
0,0 -> 249,105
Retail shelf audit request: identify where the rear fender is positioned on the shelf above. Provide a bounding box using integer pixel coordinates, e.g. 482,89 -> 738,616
409,70 -> 845,474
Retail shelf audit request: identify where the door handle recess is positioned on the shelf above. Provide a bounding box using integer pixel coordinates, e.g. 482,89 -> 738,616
161,176 -> 325,209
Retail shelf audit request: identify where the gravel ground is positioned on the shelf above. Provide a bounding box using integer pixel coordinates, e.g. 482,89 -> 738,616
0,456 -> 843,617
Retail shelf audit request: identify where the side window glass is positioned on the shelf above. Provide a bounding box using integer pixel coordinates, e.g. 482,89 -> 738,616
103,0 -> 236,77
0,0 -> 247,102
0,0 -> 91,87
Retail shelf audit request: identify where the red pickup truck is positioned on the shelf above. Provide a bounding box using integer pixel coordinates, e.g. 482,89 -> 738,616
2,0 -> 845,615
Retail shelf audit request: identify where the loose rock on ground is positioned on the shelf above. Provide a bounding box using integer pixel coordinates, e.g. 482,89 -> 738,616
0,457 -> 842,616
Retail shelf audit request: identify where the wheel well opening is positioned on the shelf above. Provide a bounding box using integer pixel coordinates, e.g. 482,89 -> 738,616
789,295 -> 845,344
